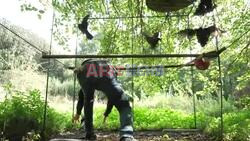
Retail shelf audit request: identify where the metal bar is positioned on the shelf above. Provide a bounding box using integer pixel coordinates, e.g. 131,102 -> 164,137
88,14 -> 189,20
130,1 -> 135,130
72,31 -> 79,120
41,11 -> 55,140
191,65 -> 197,129
212,11 -> 224,141
218,46 -> 224,141
42,54 -> 218,59
187,15 -> 197,129
67,64 -> 194,70
163,128 -> 201,132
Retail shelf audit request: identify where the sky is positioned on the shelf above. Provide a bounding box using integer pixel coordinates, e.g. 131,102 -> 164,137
0,0 -> 53,42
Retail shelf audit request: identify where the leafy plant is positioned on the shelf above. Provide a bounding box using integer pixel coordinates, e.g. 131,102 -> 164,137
206,109 -> 250,141
0,87 -> 73,140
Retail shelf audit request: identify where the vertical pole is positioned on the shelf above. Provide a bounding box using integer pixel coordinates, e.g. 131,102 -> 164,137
129,0 -> 135,128
72,31 -> 78,119
42,11 -> 55,140
212,9 -> 223,141
187,15 -> 197,129
216,35 -> 224,141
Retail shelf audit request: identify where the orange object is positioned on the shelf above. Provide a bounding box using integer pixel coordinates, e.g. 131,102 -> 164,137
194,58 -> 210,70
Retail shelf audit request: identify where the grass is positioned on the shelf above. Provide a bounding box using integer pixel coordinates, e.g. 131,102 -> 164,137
1,87 -> 249,141
49,94 -> 228,131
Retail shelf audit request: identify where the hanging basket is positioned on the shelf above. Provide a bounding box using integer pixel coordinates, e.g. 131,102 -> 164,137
146,0 -> 194,12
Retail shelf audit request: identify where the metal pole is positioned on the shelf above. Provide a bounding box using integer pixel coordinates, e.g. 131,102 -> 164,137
129,0 -> 135,130
67,64 -> 194,71
187,14 -> 197,129
212,9 -> 224,141
217,36 -> 224,141
72,31 -> 78,120
41,11 -> 55,140
42,53 -> 219,59
88,14 -> 189,20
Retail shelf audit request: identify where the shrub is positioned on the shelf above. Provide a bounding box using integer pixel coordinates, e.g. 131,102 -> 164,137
206,109 -> 250,141
235,96 -> 250,109
197,98 -> 236,117
0,87 -> 72,140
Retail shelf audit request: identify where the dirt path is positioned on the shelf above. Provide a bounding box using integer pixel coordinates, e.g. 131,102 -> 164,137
51,129 -> 212,141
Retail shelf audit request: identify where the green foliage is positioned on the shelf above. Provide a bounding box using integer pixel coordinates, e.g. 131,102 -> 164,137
206,109 -> 250,141
93,107 -> 209,131
0,87 -> 73,140
49,77 -> 80,97
197,98 -> 236,117
236,96 -> 250,109
3,0 -> 250,140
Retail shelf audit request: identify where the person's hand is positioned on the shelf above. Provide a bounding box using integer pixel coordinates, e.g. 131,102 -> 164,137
72,114 -> 80,123
103,116 -> 107,124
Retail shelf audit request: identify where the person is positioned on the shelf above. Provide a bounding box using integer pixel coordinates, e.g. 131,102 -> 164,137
74,59 -> 134,141
73,89 -> 114,124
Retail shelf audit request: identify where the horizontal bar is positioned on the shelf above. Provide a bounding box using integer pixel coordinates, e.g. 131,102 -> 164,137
163,128 -> 201,132
122,64 -> 194,70
67,64 -> 194,70
89,14 -> 189,20
42,54 -> 218,59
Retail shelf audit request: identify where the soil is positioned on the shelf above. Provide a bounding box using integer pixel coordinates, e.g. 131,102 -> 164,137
50,129 -> 213,141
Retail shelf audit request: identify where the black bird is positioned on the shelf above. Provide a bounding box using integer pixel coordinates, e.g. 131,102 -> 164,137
178,29 -> 197,39
142,32 -> 161,49
196,26 -> 217,47
178,25 -> 220,47
78,15 -> 93,40
194,0 -> 216,15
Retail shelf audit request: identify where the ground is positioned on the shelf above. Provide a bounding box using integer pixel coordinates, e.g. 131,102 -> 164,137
50,129 -> 212,141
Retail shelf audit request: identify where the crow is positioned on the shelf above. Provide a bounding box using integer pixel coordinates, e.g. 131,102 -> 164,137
142,32 -> 161,49
178,25 -> 221,47
194,0 -> 216,16
78,15 -> 93,40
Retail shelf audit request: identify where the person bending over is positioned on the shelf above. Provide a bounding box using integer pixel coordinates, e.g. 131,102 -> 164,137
74,59 -> 134,141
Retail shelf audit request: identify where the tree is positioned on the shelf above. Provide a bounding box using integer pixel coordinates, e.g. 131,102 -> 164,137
17,0 -> 250,98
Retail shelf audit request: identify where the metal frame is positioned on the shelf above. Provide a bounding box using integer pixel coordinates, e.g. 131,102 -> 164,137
42,53 -> 219,59
40,1 -> 225,141
1,1 -> 243,139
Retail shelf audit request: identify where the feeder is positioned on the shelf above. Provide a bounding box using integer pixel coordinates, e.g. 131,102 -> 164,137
146,0 -> 194,12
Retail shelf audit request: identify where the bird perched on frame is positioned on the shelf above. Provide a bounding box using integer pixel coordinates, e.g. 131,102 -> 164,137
178,25 -> 223,47
142,32 -> 161,49
194,0 -> 216,16
178,29 -> 197,39
78,14 -> 93,40
186,47 -> 227,70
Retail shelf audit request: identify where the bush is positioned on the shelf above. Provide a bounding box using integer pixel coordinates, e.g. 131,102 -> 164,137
235,96 -> 250,109
197,98 -> 236,117
206,109 -> 250,141
0,87 -> 73,140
